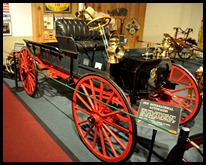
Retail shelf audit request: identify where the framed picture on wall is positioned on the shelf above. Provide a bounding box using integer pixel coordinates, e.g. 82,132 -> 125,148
3,13 -> 12,35
3,22 -> 12,35
44,3 -> 72,13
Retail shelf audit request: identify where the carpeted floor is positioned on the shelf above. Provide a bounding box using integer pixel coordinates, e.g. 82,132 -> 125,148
3,83 -> 73,162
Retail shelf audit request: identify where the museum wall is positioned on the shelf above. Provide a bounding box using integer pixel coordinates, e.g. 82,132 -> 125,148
3,3 -> 32,64
31,3 -> 78,42
143,3 -> 203,44
3,3 -> 203,62
86,3 -> 147,49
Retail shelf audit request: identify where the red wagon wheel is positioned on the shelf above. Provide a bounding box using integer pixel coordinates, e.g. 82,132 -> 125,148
155,64 -> 201,125
19,47 -> 38,96
72,73 -> 137,162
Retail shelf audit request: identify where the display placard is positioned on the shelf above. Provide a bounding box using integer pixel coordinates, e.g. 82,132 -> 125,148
137,99 -> 181,133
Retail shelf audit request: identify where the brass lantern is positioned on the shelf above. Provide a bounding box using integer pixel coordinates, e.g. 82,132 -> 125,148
107,32 -> 125,63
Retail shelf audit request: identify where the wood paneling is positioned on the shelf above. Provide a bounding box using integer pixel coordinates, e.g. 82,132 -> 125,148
86,3 -> 147,48
32,3 -> 78,42
31,3 -> 146,48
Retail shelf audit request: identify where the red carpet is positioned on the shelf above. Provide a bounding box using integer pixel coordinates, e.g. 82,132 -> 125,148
3,83 -> 73,162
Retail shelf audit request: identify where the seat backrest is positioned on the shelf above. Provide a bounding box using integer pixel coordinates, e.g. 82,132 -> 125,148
55,19 -> 109,40
55,19 -> 109,52
56,36 -> 78,53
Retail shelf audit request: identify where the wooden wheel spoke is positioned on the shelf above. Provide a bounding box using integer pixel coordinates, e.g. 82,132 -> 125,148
27,69 -> 36,80
176,95 -> 196,102
164,89 -> 195,106
74,105 -> 92,115
168,93 -> 190,107
170,97 -> 192,113
175,74 -> 186,83
26,76 -> 32,92
98,127 -> 106,156
103,119 -> 130,134
102,126 -> 118,157
27,76 -> 34,92
81,83 -> 95,110
89,80 -> 98,110
84,123 -> 95,138
76,92 -> 93,111
98,81 -> 104,110
77,119 -> 88,125
92,127 -> 98,148
115,113 -> 130,122
101,91 -> 115,112
101,110 -> 120,118
26,75 -> 34,93
105,91 -> 115,105
103,123 -> 126,150
171,86 -> 192,93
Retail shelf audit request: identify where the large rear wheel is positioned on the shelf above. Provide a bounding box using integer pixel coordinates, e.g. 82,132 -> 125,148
72,73 -> 137,162
19,47 -> 38,96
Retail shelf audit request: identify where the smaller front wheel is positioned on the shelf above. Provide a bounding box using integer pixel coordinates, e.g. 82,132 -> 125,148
155,64 -> 202,125
19,47 -> 38,96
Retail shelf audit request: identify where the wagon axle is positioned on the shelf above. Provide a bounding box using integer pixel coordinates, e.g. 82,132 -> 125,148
87,115 -> 105,127
88,116 -> 95,124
